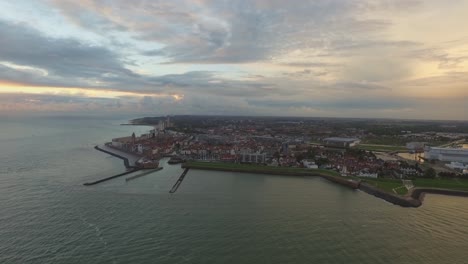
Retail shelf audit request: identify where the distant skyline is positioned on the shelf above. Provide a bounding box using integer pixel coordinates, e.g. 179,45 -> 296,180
0,0 -> 467,120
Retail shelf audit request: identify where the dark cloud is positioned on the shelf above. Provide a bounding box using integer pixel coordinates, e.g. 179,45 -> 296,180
247,97 -> 414,110
0,20 -> 281,98
0,20 -> 133,79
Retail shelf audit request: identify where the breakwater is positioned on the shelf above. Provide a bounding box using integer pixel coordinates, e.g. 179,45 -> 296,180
358,182 -> 421,207
125,167 -> 163,182
410,188 -> 468,202
169,168 -> 190,193
83,169 -> 140,186
94,145 -> 135,169
357,184 -> 468,208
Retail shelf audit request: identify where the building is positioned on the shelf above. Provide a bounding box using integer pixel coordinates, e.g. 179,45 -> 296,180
358,171 -> 378,178
425,147 -> 468,163
406,142 -> 426,151
447,162 -> 467,170
240,152 -> 266,164
111,136 -> 134,150
302,159 -> 318,169
323,137 -> 360,148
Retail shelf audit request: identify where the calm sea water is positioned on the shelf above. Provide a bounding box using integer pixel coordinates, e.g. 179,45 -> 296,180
1,116 -> 468,264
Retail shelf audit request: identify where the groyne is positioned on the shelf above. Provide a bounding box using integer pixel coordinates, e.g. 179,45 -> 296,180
83,169 -> 141,186
94,145 -> 135,169
125,167 -> 163,182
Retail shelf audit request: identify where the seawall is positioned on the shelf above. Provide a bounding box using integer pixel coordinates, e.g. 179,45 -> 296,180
321,174 -> 360,189
182,163 -> 360,190
94,145 -> 135,169
410,188 -> 468,202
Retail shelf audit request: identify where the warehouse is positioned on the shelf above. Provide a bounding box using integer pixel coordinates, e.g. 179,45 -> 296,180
323,137 -> 361,148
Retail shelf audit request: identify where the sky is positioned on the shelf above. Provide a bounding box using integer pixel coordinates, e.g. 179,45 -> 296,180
0,0 -> 467,120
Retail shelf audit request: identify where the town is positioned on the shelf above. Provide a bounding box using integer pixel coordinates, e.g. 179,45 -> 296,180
109,116 -> 468,191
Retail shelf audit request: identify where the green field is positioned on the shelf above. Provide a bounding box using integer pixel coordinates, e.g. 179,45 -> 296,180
413,178 -> 468,191
355,144 -> 407,152
359,177 -> 408,195
184,161 -> 340,177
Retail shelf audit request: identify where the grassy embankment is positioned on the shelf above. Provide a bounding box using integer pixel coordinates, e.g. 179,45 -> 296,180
184,161 -> 341,177
413,178 -> 468,192
360,177 -> 468,196
359,178 -> 408,195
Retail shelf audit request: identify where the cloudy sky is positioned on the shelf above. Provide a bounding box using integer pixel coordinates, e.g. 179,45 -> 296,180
0,0 -> 467,120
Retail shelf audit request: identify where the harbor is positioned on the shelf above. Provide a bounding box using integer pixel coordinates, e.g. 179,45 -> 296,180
85,144 -> 162,186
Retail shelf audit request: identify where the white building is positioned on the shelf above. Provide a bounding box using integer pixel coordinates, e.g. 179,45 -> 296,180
447,162 -> 467,170
302,159 -> 318,169
425,147 -> 468,163
358,172 -> 378,178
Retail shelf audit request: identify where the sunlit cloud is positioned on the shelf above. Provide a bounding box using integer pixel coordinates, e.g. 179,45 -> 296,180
0,82 -> 183,101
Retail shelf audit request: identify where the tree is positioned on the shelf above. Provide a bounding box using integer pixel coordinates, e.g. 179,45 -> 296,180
295,153 -> 305,163
424,168 -> 437,179
316,157 -> 329,167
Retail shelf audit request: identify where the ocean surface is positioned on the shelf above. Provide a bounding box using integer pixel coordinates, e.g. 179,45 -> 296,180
1,116 -> 468,264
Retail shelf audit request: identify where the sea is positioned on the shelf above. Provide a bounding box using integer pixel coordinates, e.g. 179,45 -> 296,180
1,116 -> 468,264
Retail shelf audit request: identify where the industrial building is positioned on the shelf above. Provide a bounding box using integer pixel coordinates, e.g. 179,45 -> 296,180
323,137 -> 361,148
424,147 -> 468,163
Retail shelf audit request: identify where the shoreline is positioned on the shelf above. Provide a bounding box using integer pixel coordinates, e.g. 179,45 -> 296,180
182,162 -> 468,207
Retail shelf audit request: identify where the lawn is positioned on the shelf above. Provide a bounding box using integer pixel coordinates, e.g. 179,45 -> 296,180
355,144 -> 407,152
184,161 -> 341,177
413,178 -> 468,191
359,177 -> 408,195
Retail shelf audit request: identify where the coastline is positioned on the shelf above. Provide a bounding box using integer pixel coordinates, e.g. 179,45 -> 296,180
182,162 -> 468,207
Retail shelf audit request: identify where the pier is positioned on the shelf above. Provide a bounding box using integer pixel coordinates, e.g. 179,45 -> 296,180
83,168 -> 141,186
169,168 -> 190,193
125,167 -> 163,182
